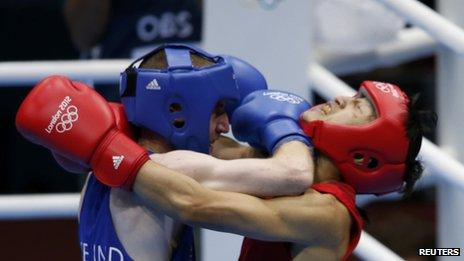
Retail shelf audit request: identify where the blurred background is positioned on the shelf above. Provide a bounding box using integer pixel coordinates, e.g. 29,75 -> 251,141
0,0 -> 442,260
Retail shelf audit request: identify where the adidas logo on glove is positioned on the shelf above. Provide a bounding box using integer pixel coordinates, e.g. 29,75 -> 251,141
112,155 -> 125,170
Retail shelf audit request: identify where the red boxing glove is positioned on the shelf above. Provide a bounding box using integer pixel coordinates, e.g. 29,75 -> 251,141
52,102 -> 134,174
106,102 -> 137,139
53,152 -> 90,174
16,76 -> 149,189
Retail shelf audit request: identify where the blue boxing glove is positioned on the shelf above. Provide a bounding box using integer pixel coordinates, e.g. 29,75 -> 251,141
231,90 -> 312,154
223,55 -> 268,117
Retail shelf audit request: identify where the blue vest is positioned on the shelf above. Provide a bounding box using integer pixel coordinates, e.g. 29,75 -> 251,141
79,175 -> 196,260
98,0 -> 202,58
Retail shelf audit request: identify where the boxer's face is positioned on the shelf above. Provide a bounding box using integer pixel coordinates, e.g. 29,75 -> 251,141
209,101 -> 230,144
302,96 -> 376,125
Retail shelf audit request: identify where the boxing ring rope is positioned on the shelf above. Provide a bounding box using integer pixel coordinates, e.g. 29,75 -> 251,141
355,232 -> 404,261
378,0 -> 464,54
0,28 -> 435,86
0,193 -> 79,220
0,59 -> 128,86
317,27 -> 436,75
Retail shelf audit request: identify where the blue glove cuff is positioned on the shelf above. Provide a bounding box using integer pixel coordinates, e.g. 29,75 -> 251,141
261,119 -> 312,154
272,135 -> 313,154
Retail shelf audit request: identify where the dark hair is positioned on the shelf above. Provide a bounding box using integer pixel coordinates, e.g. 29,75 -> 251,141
402,94 -> 437,197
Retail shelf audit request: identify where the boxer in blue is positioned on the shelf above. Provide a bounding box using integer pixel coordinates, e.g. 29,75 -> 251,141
17,44 -> 317,260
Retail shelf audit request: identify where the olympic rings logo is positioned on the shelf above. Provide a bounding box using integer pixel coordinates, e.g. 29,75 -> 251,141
55,105 -> 79,133
373,82 -> 392,93
372,81 -> 400,98
262,91 -> 303,104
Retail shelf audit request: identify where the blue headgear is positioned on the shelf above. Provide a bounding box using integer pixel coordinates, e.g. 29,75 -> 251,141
120,44 -> 241,153
222,55 -> 268,115
120,44 -> 268,153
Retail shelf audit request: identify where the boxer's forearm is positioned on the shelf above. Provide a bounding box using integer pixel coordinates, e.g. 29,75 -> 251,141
133,162 -> 348,248
272,141 -> 315,180
133,161 -> 290,241
149,144 -> 313,197
133,160 -> 208,221
210,136 -> 264,159
208,141 -> 314,196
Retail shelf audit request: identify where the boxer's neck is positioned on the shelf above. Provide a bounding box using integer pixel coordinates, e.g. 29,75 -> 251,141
313,154 -> 341,183
138,129 -> 172,153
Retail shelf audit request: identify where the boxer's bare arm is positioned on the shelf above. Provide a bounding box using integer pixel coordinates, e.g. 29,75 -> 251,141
133,161 -> 349,258
150,141 -> 314,197
210,136 -> 264,160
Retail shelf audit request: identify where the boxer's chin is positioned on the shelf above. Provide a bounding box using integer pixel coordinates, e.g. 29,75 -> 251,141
302,106 -> 323,122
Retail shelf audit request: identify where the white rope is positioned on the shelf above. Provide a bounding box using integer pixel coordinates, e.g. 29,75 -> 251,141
308,63 -> 464,191
0,59 -> 129,86
0,28 -> 435,87
317,28 -> 436,76
0,193 -> 79,220
378,0 -> 464,54
419,139 -> 464,189
354,231 -> 405,261
308,62 -> 357,97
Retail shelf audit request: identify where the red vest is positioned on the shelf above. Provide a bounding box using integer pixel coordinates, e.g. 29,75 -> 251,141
238,181 -> 363,261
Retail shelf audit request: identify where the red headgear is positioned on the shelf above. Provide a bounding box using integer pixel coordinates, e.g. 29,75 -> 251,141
300,81 -> 410,194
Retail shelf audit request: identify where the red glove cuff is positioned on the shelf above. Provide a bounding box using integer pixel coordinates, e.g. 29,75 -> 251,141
91,129 -> 149,189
